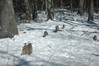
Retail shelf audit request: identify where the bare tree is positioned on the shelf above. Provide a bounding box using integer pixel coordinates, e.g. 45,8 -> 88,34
88,0 -> 94,21
0,0 -> 18,38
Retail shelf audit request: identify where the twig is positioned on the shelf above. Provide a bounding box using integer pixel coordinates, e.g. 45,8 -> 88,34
48,51 -> 55,62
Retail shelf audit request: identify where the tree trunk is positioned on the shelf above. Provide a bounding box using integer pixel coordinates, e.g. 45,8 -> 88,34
47,0 -> 54,20
60,0 -> 63,8
45,0 -> 48,12
95,0 -> 99,13
88,0 -> 94,21
78,0 -> 84,16
32,0 -> 37,20
24,0 -> 32,20
83,0 -> 87,12
0,0 -> 18,38
96,0 -> 98,9
70,0 -> 73,10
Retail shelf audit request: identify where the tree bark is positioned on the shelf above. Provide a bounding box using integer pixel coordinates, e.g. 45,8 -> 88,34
0,0 -> 18,38
88,0 -> 94,21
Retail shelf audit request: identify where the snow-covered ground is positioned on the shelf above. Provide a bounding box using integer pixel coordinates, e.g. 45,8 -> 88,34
0,11 -> 99,66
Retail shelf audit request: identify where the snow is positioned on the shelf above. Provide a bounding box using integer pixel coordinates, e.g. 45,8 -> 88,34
0,11 -> 99,66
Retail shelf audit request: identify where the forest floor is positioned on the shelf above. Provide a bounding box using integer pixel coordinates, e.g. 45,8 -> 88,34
0,10 -> 99,66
